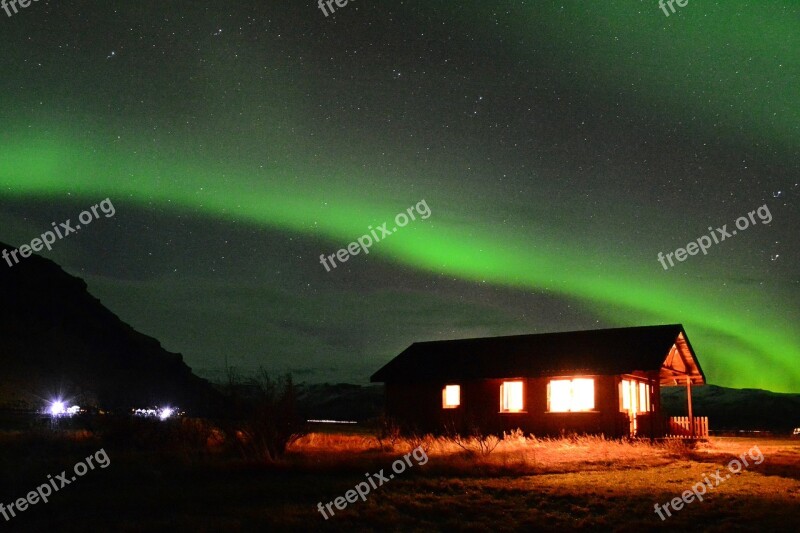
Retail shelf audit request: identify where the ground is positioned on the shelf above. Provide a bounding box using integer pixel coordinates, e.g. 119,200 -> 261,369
0,428 -> 798,531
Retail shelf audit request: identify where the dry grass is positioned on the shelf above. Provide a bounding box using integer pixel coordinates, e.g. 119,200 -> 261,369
281,432 -> 800,531
289,430 -> 701,475
2,429 -> 798,531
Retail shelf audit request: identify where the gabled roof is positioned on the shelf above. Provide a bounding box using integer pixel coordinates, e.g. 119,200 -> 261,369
371,324 -> 706,385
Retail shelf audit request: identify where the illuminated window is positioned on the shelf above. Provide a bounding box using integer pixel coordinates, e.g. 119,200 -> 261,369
639,382 -> 649,412
548,378 -> 595,412
442,385 -> 461,409
621,380 -> 631,410
500,381 -> 524,412
620,378 -> 650,413
548,379 -> 572,412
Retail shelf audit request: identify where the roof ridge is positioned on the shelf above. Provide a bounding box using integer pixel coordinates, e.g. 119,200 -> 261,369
411,324 -> 684,346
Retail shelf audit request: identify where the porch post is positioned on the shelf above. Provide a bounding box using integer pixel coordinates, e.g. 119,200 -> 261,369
686,376 -> 694,438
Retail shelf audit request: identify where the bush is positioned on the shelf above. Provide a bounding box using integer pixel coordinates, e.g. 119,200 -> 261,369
450,427 -> 501,457
367,415 -> 402,451
219,368 -> 306,462
99,415 -> 219,460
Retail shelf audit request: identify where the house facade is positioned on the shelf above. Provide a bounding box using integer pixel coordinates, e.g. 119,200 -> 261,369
371,324 -> 706,438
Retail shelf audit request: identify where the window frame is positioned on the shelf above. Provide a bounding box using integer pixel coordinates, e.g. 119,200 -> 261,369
619,377 -> 652,414
546,377 -> 596,413
442,384 -> 461,409
499,380 -> 526,413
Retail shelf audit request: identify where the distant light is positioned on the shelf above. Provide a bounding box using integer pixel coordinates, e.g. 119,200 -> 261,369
49,401 -> 66,416
47,401 -> 80,417
306,419 -> 358,424
133,406 -> 179,420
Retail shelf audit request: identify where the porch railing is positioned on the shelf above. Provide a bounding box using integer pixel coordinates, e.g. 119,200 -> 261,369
667,416 -> 709,438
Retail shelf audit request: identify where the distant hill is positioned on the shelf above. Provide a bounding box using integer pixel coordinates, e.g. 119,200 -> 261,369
298,383 -> 383,422
0,241 -> 222,414
661,384 -> 800,433
294,383 -> 800,433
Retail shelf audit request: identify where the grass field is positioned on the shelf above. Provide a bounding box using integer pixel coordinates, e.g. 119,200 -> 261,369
1,428 -> 798,531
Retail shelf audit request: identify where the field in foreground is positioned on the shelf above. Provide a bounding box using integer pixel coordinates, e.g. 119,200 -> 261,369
1,429 -> 798,532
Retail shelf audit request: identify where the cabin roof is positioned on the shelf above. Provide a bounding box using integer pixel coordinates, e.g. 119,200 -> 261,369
370,324 -> 706,385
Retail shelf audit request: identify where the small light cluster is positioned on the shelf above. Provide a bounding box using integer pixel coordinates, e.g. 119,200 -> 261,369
132,407 -> 180,421
47,400 -> 81,418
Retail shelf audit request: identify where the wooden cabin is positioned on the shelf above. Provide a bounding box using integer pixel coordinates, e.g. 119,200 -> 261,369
370,324 -> 707,438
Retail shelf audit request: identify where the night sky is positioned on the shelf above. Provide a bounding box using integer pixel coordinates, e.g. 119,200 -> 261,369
1,1 -> 797,391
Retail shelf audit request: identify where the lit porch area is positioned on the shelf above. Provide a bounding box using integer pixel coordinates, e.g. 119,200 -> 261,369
659,332 -> 708,438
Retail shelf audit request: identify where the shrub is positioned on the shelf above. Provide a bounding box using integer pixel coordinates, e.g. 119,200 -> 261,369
450,428 -> 501,457
367,415 -> 402,451
219,368 -> 306,463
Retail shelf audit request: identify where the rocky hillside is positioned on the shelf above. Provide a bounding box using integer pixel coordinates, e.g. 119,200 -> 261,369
0,241 -> 222,414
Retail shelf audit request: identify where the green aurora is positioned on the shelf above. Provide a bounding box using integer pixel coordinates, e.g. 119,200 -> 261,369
0,126 -> 797,391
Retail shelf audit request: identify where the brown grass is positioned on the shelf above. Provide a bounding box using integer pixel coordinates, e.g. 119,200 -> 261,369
289,430 -> 702,475
2,429 -> 798,531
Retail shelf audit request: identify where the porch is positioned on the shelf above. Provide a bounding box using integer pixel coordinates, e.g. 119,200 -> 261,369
666,415 -> 709,438
658,332 -> 708,437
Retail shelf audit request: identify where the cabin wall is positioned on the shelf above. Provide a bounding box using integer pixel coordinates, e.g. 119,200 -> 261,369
384,374 -> 660,438
384,383 -> 441,432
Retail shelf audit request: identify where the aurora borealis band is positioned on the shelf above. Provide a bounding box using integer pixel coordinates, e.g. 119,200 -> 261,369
1,1 -> 797,391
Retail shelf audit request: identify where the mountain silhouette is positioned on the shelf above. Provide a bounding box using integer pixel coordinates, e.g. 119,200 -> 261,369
0,241 -> 221,414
